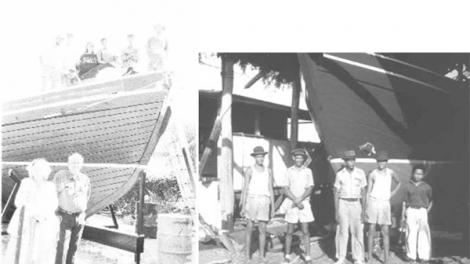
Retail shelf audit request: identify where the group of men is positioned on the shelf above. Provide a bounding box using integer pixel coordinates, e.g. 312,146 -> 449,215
240,146 -> 433,264
40,24 -> 168,91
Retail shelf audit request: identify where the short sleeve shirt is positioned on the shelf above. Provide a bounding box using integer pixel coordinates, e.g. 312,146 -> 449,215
53,170 -> 90,213
405,181 -> 432,208
285,166 -> 314,200
334,167 -> 367,199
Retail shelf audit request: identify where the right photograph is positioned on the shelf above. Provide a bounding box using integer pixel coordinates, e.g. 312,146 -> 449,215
197,53 -> 470,264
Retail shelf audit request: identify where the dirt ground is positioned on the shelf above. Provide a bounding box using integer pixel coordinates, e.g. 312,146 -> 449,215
2,214 -> 195,264
199,223 -> 469,264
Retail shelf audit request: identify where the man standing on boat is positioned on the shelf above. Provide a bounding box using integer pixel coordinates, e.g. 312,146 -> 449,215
40,34 -> 67,91
54,153 -> 91,264
365,151 -> 401,264
121,34 -> 139,75
240,146 -> 275,263
334,150 -> 367,264
282,148 -> 315,264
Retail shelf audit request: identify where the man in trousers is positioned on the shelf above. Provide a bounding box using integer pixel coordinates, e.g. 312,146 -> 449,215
240,146 -> 275,263
402,165 -> 433,263
365,151 -> 401,264
282,148 -> 315,264
54,153 -> 91,264
334,150 -> 367,264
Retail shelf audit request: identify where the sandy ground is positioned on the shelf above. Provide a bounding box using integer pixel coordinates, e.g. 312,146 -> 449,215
2,214 -> 195,264
199,220 -> 469,264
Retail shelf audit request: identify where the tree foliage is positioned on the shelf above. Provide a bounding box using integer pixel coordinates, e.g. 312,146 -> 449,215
111,177 -> 181,217
219,53 -> 300,86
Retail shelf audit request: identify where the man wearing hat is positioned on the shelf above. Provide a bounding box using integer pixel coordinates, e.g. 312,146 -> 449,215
282,148 -> 315,263
365,151 -> 401,264
334,150 -> 367,264
240,146 -> 275,262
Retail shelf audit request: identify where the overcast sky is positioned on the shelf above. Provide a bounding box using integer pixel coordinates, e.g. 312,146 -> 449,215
0,0 -> 195,101
1,0 -> 197,179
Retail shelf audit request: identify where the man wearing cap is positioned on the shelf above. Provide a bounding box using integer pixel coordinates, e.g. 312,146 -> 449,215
365,151 -> 401,264
334,150 -> 367,264
282,148 -> 315,263
240,146 -> 275,262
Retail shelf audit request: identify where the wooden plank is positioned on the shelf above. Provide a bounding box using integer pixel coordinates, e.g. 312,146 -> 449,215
82,225 -> 144,253
92,175 -> 133,189
5,136 -> 149,161
3,129 -> 153,154
2,101 -> 160,133
94,180 -> 129,192
3,108 -> 158,143
3,111 -> 157,143
199,114 -> 222,175
3,90 -> 166,125
3,119 -> 156,147
90,169 -> 134,184
4,142 -> 147,163
3,72 -> 163,112
88,168 -> 139,216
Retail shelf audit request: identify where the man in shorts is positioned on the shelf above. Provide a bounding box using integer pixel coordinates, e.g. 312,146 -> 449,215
365,151 -> 401,264
283,148 -> 315,263
240,146 -> 275,262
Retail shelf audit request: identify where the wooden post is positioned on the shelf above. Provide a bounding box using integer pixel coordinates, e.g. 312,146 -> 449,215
109,205 -> 119,229
290,66 -> 301,149
136,171 -> 145,235
1,169 -> 21,222
254,109 -> 261,136
199,115 -> 222,175
135,171 -> 145,264
218,54 -> 235,231
468,54 -> 470,256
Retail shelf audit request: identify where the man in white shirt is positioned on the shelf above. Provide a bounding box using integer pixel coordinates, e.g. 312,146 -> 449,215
54,153 -> 90,264
282,148 -> 314,264
365,151 -> 401,264
334,150 -> 367,264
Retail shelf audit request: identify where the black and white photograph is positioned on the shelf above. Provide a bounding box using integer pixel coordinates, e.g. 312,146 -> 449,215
1,1 -> 197,264
197,53 -> 470,264
2,1 -> 470,264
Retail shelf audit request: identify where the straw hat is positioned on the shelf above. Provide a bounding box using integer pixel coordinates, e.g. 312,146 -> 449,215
342,150 -> 357,160
251,146 -> 268,157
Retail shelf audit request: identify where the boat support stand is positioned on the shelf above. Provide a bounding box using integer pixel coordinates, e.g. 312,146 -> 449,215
82,171 -> 146,264
1,169 -> 21,227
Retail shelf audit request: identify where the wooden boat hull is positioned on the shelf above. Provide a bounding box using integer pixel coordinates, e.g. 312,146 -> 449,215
298,53 -> 468,161
2,72 -> 170,217
298,53 -> 468,230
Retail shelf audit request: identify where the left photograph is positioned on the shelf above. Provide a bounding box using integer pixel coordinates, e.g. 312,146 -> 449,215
1,2 -> 197,264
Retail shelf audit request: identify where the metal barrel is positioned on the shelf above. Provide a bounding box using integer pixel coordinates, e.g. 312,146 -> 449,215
157,213 -> 193,264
